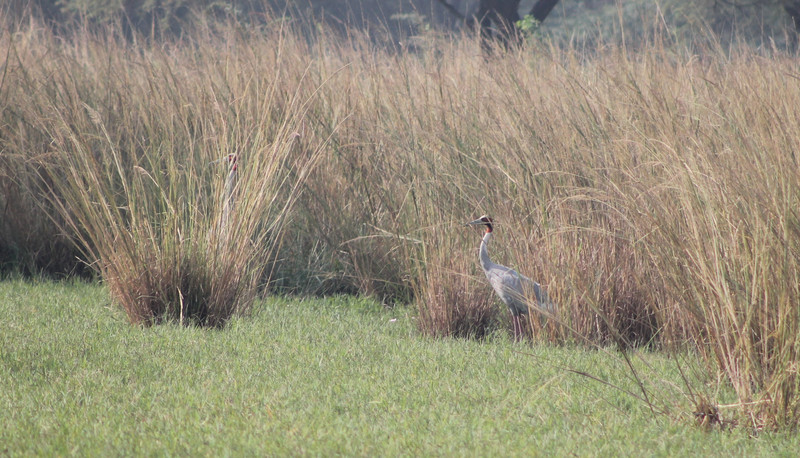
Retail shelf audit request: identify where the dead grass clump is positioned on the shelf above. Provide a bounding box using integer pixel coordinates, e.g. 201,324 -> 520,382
415,228 -> 500,339
544,228 -> 659,347
7,22 -> 323,326
102,246 -> 248,327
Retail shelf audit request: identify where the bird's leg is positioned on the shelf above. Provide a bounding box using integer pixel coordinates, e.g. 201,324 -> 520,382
521,315 -> 528,342
522,315 -> 529,341
511,315 -> 517,342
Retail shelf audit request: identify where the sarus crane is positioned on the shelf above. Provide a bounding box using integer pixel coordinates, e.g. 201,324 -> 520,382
220,153 -> 238,237
466,215 -> 555,341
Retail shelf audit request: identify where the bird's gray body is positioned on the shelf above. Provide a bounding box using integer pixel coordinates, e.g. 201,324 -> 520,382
479,231 -> 554,317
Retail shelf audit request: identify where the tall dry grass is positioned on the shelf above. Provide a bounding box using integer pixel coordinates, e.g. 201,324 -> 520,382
284,35 -> 800,426
2,22 -> 325,325
2,13 -> 800,427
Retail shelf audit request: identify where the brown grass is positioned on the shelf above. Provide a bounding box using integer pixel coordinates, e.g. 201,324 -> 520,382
414,224 -> 501,339
2,22 -> 324,326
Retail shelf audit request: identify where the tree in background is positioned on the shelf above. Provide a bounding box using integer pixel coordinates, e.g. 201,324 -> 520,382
3,1 -> 457,39
436,0 -> 560,47
661,0 -> 800,50
4,0 -> 799,49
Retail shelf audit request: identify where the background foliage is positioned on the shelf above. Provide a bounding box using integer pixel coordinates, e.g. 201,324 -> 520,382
3,1 -> 800,46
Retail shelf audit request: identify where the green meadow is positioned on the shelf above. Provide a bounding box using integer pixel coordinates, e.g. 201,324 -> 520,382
2,279 -> 798,455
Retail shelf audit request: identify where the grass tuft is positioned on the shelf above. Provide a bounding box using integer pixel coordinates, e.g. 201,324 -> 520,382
7,23 -> 325,326
414,225 -> 501,339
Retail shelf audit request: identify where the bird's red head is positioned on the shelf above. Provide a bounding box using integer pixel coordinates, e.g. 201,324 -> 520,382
227,153 -> 238,172
466,215 -> 493,233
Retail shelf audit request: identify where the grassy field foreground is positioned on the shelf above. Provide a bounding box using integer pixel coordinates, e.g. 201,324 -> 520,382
1,280 -> 797,455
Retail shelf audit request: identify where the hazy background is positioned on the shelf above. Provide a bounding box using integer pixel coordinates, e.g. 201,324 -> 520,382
4,0 -> 800,49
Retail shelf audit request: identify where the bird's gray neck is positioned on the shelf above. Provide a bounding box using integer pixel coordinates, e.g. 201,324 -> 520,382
479,231 -> 493,272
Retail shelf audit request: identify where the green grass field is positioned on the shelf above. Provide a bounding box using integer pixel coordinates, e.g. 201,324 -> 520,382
1,279 -> 797,455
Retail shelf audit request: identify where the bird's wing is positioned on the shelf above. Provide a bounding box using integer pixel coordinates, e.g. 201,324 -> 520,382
520,275 -> 556,314
487,266 -> 556,315
484,259 -> 558,316
486,265 -> 528,316
520,275 -> 555,313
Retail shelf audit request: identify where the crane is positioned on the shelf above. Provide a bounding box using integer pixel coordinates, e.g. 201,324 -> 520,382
219,153 -> 238,239
465,215 -> 555,341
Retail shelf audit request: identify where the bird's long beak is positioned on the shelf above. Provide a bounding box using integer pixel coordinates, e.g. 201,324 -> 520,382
465,218 -> 487,227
